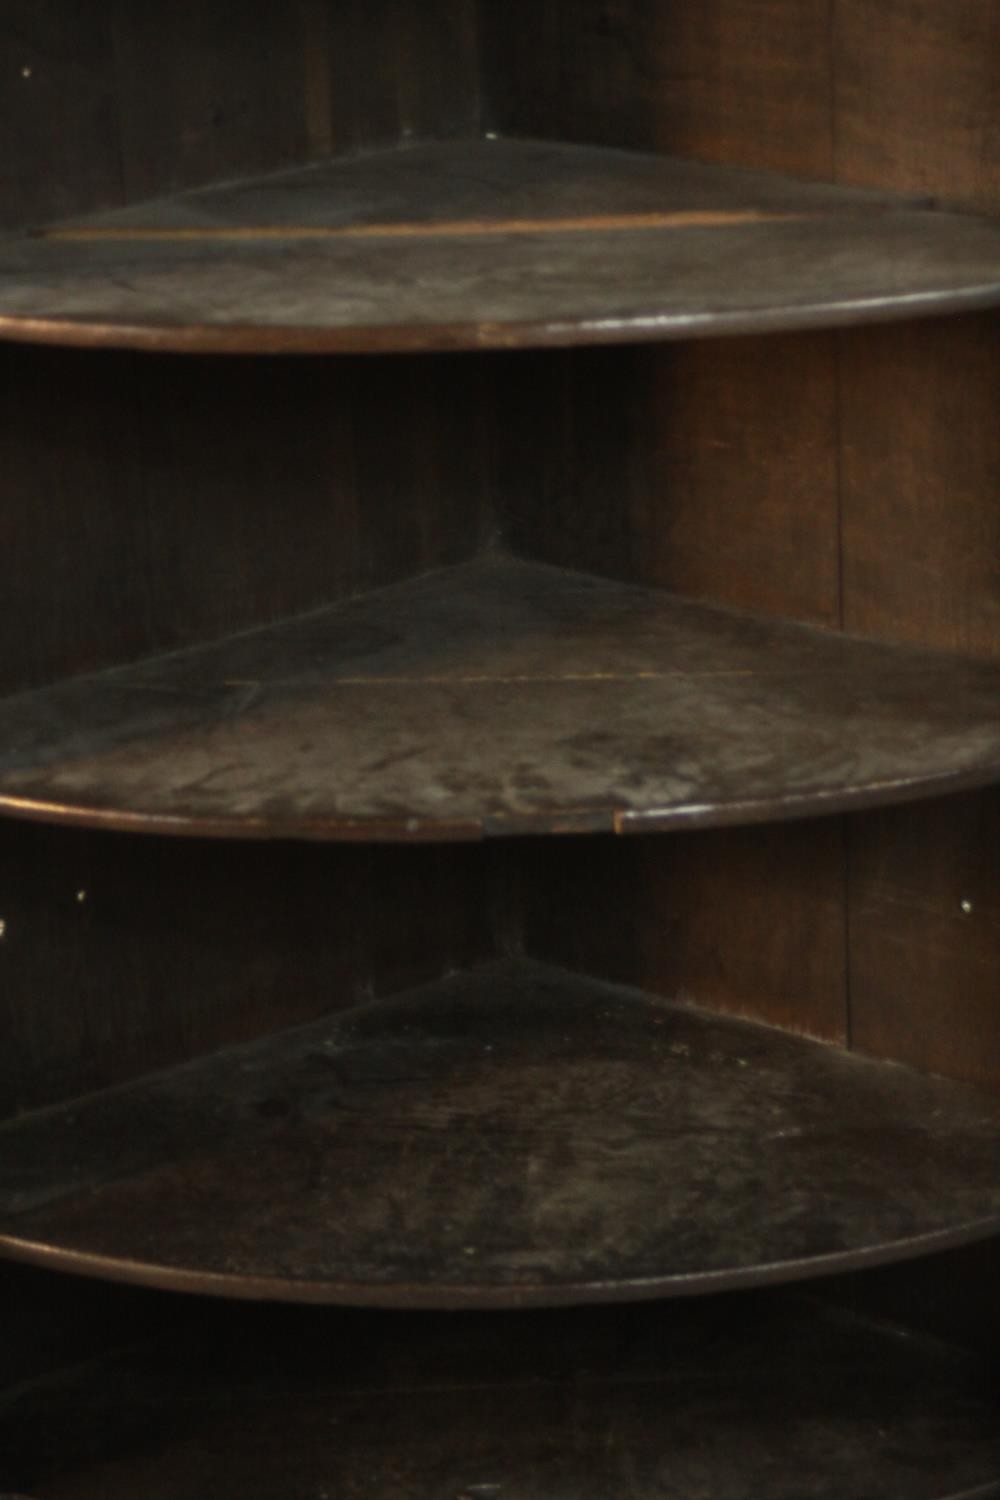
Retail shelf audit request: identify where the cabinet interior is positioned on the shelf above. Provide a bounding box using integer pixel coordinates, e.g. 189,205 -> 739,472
2,2 -> 1000,1495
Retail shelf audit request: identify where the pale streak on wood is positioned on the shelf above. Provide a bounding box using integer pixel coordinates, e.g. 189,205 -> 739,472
39,209 -> 812,243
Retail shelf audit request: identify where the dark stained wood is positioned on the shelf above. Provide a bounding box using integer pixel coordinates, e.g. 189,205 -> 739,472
0,822 -> 497,1119
498,335 -> 848,1038
640,335 -> 843,623
110,2 -> 311,204
0,347 -> 491,698
835,1 -> 1000,213
3,958 -> 1000,1307
499,336 -> 842,626
847,792 -> 1000,1091
0,4 -> 123,232
481,0 -> 1000,211
836,316 -> 1000,1091
1,557 -> 999,841
324,0 -> 480,153
3,1293 -> 1000,1499
840,318 -> 1000,663
0,0 -> 483,239
3,141 -> 999,354
0,347 -> 153,696
480,0 -> 836,177
523,823 -> 848,1045
516,836 -> 851,1054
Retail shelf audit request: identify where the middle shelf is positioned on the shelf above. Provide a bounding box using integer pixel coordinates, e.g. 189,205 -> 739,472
3,137 -> 1000,353
1,555 -> 999,841
3,957 -> 1000,1306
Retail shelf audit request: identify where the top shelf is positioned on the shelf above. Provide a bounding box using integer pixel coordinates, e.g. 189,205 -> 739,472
2,139 -> 1000,355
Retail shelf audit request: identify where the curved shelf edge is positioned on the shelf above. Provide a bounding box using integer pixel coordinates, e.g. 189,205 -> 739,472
3,1212 -> 1000,1312
0,557 -> 999,842
2,140 -> 1000,354
4,282 -> 1000,358
1,763 -> 1000,846
2,960 -> 1000,1309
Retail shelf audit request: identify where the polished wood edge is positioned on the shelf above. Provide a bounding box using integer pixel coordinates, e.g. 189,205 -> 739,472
4,1215 -> 1000,1310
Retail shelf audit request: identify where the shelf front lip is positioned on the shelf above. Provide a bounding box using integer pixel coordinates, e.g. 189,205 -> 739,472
1,761 -> 999,843
3,281 -> 1000,356
4,1213 -> 1000,1309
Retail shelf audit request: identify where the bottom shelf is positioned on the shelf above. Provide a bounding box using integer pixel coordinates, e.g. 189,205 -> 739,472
2,1292 -> 999,1499
2,959 -> 1000,1305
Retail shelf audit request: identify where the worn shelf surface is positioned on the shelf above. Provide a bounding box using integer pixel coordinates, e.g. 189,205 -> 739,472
3,139 -> 1000,352
3,960 -> 1000,1307
2,557 -> 1000,841
3,1293 -> 1000,1499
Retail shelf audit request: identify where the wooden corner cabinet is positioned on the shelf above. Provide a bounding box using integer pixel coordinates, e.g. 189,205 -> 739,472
2,5 -> 1000,1496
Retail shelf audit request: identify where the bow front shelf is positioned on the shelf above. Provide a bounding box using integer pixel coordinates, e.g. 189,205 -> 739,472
4,3 -> 1000,1497
3,139 -> 1000,353
4,960 -> 1000,1306
1,557 -> 999,840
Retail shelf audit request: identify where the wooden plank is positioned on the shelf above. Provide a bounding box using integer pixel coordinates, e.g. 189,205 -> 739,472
3,1293 -> 1000,1498
521,822 -> 847,1043
480,0 -> 835,177
110,0 -> 311,202
3,958 -> 1000,1307
0,347 -> 492,699
0,347 -> 154,697
848,792 -> 1000,1090
498,335 -> 846,1038
839,316 -> 1000,1089
0,557 -> 999,842
0,820 -> 497,1119
0,3 -> 123,231
3,141 -> 998,355
840,318 -> 1000,662
835,0 -> 1000,212
323,0 -> 480,154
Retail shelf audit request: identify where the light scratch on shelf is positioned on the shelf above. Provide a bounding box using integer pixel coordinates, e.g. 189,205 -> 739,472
39,209 -> 815,244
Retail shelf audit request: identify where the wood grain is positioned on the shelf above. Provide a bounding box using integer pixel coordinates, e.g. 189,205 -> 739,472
499,334 -> 846,1037
3,958 -> 1000,1306
838,316 -> 1000,1090
0,2 -> 123,231
521,822 -> 847,1044
1,557 -> 998,842
0,821 -> 496,1118
4,142 -> 998,355
110,1 -> 311,204
479,0 -> 835,176
323,0 -> 479,153
835,0 -> 1000,212
0,348 -> 491,698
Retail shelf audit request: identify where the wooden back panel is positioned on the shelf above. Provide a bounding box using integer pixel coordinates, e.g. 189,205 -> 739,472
1,0 -> 480,233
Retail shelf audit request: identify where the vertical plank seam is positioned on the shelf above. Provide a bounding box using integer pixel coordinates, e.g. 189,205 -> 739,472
301,0 -> 334,158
